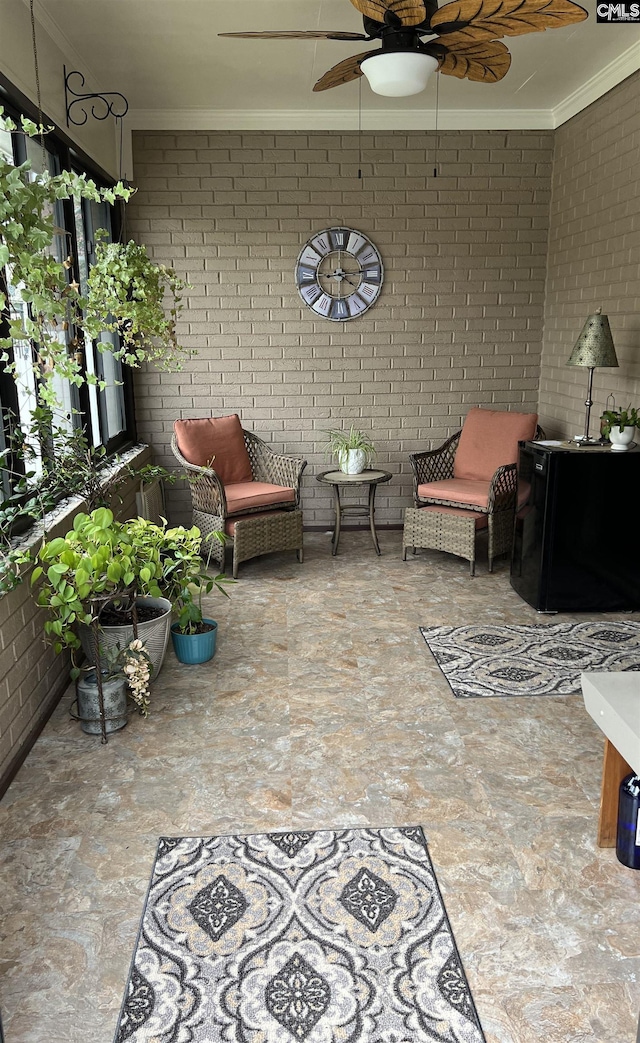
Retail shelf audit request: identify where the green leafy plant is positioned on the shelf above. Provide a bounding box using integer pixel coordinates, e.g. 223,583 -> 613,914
0,107 -> 190,409
31,507 -> 164,656
127,518 -> 232,635
0,416 -> 176,594
32,510 -> 232,667
82,233 -> 187,370
324,425 -> 376,462
600,405 -> 639,437
0,111 -> 132,409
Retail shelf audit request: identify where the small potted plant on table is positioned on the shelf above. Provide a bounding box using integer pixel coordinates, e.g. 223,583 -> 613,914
325,425 -> 376,475
600,405 -> 639,451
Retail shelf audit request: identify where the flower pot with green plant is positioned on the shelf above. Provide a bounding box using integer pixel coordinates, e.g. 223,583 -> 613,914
148,525 -> 231,665
32,507 -> 170,683
600,406 -> 639,451
325,425 -> 376,475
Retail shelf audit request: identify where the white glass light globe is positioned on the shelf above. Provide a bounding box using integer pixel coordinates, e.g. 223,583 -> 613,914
360,52 -> 438,97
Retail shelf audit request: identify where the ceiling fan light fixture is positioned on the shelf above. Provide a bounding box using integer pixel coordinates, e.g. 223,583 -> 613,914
359,51 -> 438,97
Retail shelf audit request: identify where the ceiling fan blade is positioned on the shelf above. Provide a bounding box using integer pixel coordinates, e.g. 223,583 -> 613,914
313,51 -> 373,91
437,39 -> 512,81
219,30 -> 370,40
349,0 -> 429,27
431,0 -> 587,42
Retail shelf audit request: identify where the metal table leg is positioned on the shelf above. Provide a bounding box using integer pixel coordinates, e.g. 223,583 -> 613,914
368,482 -> 381,555
332,484 -> 342,556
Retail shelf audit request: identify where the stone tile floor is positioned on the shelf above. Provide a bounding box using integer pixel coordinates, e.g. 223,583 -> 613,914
1,530 -> 639,1042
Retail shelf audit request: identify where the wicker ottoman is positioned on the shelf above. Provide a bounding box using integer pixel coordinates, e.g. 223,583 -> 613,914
228,509 -> 304,578
402,506 -> 488,576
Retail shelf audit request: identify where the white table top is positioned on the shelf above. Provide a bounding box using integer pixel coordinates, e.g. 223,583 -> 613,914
581,672 -> 640,774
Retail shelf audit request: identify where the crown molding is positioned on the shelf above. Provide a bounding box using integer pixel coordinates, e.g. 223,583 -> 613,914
23,0 -> 101,88
128,107 -> 554,132
552,41 -> 640,127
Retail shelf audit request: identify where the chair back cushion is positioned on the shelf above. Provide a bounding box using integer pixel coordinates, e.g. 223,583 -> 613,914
174,415 -> 252,485
453,408 -> 537,482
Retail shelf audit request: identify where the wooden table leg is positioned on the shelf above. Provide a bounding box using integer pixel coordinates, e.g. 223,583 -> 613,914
598,738 -> 633,848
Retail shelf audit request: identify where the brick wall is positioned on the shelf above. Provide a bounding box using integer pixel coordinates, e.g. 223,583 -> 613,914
0,450 -> 149,794
129,129 -> 553,528
539,71 -> 640,438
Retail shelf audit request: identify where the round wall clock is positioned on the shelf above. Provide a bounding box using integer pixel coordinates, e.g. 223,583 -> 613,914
295,226 -> 384,322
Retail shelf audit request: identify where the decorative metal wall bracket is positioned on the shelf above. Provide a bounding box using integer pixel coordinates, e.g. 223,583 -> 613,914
64,65 -> 129,128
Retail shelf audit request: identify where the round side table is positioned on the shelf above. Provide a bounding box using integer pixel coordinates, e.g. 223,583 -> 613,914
316,469 -> 392,556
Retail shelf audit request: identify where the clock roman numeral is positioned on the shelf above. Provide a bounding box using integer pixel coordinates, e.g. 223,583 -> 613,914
347,231 -> 366,255
296,265 -> 318,286
331,299 -> 349,320
310,233 -> 332,256
298,245 -> 321,269
357,246 -> 378,266
300,283 -> 322,306
363,266 -> 381,283
359,282 -> 379,302
347,294 -> 367,317
312,293 -> 333,317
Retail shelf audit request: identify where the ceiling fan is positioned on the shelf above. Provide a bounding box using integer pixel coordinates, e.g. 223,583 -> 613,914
220,0 -> 588,97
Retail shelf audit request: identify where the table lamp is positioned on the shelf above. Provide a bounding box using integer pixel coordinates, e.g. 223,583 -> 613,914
566,307 -> 618,444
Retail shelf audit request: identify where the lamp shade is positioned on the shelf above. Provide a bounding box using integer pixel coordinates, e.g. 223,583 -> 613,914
567,311 -> 619,368
359,51 -> 438,97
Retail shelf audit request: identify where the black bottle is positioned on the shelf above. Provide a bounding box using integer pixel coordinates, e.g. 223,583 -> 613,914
616,774 -> 640,870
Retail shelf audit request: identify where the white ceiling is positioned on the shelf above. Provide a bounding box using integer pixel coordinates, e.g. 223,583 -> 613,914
37,0 -> 640,129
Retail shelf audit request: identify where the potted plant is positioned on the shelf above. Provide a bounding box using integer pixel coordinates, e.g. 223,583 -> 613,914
0,108 -> 189,414
32,507 -> 172,680
139,524 -> 232,665
600,405 -> 639,451
325,425 -> 376,475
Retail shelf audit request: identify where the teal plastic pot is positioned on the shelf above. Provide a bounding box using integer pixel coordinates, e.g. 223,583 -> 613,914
170,619 -> 217,664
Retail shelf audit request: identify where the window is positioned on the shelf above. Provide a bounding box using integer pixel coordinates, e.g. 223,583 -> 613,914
0,100 -> 136,507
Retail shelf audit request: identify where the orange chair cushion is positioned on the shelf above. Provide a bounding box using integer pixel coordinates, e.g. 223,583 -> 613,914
225,510 -> 286,536
453,408 -> 537,482
418,505 -> 488,530
418,478 -> 490,510
225,482 -> 295,514
174,415 -> 252,485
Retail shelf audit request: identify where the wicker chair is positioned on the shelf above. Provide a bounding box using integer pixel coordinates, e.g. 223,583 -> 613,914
171,415 -> 307,576
405,408 -> 541,575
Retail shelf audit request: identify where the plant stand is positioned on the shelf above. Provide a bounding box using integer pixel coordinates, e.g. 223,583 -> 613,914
71,590 -> 140,744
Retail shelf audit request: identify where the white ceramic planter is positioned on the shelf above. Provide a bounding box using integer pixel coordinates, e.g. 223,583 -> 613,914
79,596 -> 172,680
609,425 -> 636,451
338,449 -> 366,474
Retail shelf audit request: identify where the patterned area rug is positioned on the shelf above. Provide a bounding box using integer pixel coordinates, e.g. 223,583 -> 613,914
420,620 -> 640,699
115,826 -> 485,1043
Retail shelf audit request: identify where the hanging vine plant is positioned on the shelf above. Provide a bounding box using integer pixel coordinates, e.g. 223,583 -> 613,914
82,233 -> 186,369
0,107 -> 190,410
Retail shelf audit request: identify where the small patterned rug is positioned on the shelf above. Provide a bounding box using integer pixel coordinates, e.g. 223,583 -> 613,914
420,620 -> 640,699
114,826 -> 485,1043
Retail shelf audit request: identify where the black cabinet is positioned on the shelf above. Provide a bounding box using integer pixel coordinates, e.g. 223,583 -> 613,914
510,441 -> 640,612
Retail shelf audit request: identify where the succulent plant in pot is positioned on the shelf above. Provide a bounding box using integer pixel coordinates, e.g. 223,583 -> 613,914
325,425 -> 376,475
